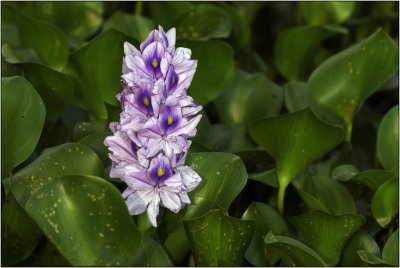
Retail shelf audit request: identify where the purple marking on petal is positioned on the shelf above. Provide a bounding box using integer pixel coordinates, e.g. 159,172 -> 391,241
160,106 -> 181,133
166,67 -> 179,93
143,42 -> 164,78
148,154 -> 173,184
136,88 -> 153,114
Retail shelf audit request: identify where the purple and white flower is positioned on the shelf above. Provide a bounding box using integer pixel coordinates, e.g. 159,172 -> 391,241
105,26 -> 202,227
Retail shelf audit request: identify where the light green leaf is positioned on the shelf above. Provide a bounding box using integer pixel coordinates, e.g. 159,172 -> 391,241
264,231 -> 327,266
249,169 -> 278,188
184,210 -> 254,266
103,11 -> 155,41
290,210 -> 365,265
184,152 -> 248,219
377,105 -> 399,170
215,69 -> 283,131
176,4 -> 232,40
297,2 -> 356,25
250,108 -> 345,213
242,202 -> 288,266
178,40 -> 234,105
130,236 -> 173,266
357,250 -> 389,266
163,225 -> 190,264
341,230 -> 381,266
308,29 -> 399,134
10,143 -> 104,207
64,29 -> 135,119
25,175 -> 141,266
371,178 -> 399,227
275,25 -> 347,80
351,168 -> 397,191
382,229 -> 399,266
331,164 -> 359,181
2,6 -> 69,71
22,63 -> 73,116
2,76 -> 46,178
284,81 -> 309,112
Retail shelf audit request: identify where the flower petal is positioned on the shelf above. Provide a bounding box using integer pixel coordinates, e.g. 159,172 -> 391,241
147,191 -> 161,227
175,166 -> 202,192
126,189 -> 153,215
160,190 -> 182,213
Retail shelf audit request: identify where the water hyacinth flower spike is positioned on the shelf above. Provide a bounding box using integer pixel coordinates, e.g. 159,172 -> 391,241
105,26 -> 202,227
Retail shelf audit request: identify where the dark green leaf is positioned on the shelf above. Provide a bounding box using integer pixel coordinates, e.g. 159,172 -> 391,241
25,175 -> 141,266
341,230 -> 381,266
351,168 -> 397,191
331,164 -> 359,182
205,125 -> 254,153
73,120 -> 107,141
78,133 -> 111,167
382,229 -> 399,266
184,210 -> 254,266
290,210 -> 365,265
2,76 -> 46,178
284,81 -> 309,112
148,2 -> 194,29
130,236 -> 173,266
357,250 -> 389,266
249,169 -> 278,188
377,105 -> 399,170
215,69 -> 283,131
297,2 -> 356,25
371,178 -> 399,227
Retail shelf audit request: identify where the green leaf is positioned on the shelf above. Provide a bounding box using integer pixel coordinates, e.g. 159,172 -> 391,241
235,150 -> 274,173
293,175 -> 356,214
10,143 -> 104,207
2,6 -> 69,71
290,210 -> 365,265
249,169 -> 278,188
18,239 -> 70,267
1,193 -> 42,266
351,168 -> 397,191
382,229 -> 399,266
297,2 -> 356,25
178,40 -> 234,105
148,2 -> 194,29
103,11 -> 155,41
331,164 -> 359,182
25,175 -> 141,266
377,105 -> 399,170
275,25 -> 347,80
183,210 -> 254,266
250,108 -> 344,212
264,232 -> 327,266
205,125 -> 254,153
357,250 -> 389,266
163,225 -> 190,264
64,29 -> 135,119
175,4 -> 232,40
184,152 -> 248,219
371,178 -> 399,227
130,236 -> 173,266
22,63 -> 73,116
308,29 -> 399,132
242,202 -> 288,266
284,81 -> 309,112
341,230 -> 381,266
73,120 -> 107,141
215,69 -> 283,131
19,2 -> 104,39
78,133 -> 111,167
1,76 -> 46,178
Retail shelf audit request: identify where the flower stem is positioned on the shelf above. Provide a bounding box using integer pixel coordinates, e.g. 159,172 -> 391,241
345,122 -> 353,143
135,1 -> 143,16
277,182 -> 288,215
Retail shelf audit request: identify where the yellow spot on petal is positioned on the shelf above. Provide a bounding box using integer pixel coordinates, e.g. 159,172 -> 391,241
143,97 -> 150,106
152,58 -> 158,68
171,75 -> 176,85
157,167 -> 165,177
135,145 -> 140,151
167,115 -> 173,125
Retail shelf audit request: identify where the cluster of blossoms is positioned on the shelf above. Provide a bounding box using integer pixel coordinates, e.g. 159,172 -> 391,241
104,26 -> 202,227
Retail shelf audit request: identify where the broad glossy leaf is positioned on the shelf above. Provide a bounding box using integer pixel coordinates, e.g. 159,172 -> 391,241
176,4 -> 232,40
341,230 -> 381,266
178,40 -> 234,105
308,29 -> 399,129
297,2 -> 356,25
149,2 -> 194,29
371,179 -> 399,227
10,143 -> 104,207
242,202 -> 288,266
215,69 -> 283,131
331,164 -> 359,181
184,210 -> 254,266
2,76 -> 46,178
23,63 -> 73,116
250,108 -> 344,211
163,225 -> 190,264
64,29 -> 135,119
351,168 -> 397,191
103,11 -> 155,41
26,175 -> 141,266
249,169 -> 278,188
357,250 -> 389,266
293,175 -> 356,214
264,232 -> 327,266
382,229 -> 399,266
73,120 -> 107,141
78,133 -> 111,167
275,25 -> 347,80
290,210 -> 365,265
2,6 -> 69,71
377,105 -> 399,170
184,152 -> 248,219
19,2 -> 103,39
130,236 -> 173,266
1,194 -> 41,266
284,81 -> 309,112
205,125 -> 254,153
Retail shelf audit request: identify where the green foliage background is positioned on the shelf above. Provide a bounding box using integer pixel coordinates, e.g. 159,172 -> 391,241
1,1 -> 399,266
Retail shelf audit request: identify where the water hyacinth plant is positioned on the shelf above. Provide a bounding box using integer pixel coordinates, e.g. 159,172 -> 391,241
1,2 -> 399,267
105,26 -> 202,227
